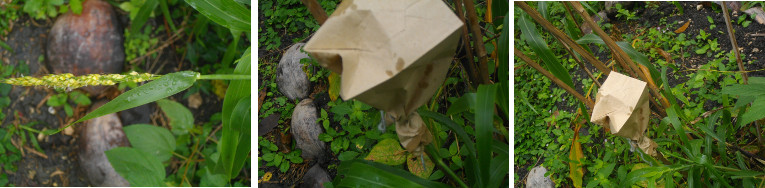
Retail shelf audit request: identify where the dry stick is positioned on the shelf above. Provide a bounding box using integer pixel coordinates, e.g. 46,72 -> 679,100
569,2 -> 637,78
299,0 -> 328,25
516,48 -> 594,108
515,2 -> 611,75
722,3 -> 762,149
722,3 -> 749,84
569,2 -> 667,117
454,0 -> 481,87
462,0 -> 491,84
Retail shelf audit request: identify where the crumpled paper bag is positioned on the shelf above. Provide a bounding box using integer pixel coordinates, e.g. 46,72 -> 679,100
590,72 -> 657,156
304,0 -> 462,155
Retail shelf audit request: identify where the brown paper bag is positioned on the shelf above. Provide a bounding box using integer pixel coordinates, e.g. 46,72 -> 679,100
590,72 -> 657,155
304,0 -> 463,154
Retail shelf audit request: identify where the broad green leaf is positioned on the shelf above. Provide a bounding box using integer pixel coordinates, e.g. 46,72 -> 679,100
230,96 -> 251,133
221,31 -> 241,68
69,91 -> 91,106
157,99 -> 194,135
334,160 -> 449,188
475,84 -> 496,186
722,83 -> 765,97
418,110 -> 476,157
497,13 -> 509,115
129,0 -> 159,37
105,147 -> 165,187
338,151 -> 359,161
537,2 -> 549,21
518,15 -> 574,87
220,47 -> 251,179
70,0 -> 82,14
569,130 -> 584,188
328,72 -> 341,101
445,93 -> 475,115
0,40 -> 12,53
492,0 -> 508,28
123,124 -> 175,162
406,153 -> 434,179
199,166 -> 227,187
46,71 -> 198,135
488,142 -> 510,188
184,0 -> 250,32
739,97 -> 765,128
364,138 -> 406,165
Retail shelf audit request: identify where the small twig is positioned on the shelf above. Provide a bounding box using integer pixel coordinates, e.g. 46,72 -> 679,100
23,145 -> 48,159
462,0 -> 491,84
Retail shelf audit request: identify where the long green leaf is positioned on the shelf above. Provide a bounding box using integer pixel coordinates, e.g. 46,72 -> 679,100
184,0 -> 250,32
722,83 -> 765,97
488,142 -> 509,188
475,84 -> 496,187
418,110 -> 476,158
45,71 -> 198,135
334,160 -> 450,188
519,15 -> 574,87
105,147 -> 165,187
129,0 -> 159,37
220,47 -> 251,179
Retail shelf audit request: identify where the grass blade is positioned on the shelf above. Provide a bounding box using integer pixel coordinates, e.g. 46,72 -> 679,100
129,0 -> 159,36
475,84 -> 496,187
184,0 -> 250,32
518,15 -> 574,87
334,159 -> 450,188
45,71 -> 198,135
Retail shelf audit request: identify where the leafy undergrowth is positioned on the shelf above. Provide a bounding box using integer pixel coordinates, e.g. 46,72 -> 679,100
516,1 -> 765,187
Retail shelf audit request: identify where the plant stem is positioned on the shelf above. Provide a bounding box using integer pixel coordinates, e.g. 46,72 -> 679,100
197,74 -> 251,80
425,144 -> 468,188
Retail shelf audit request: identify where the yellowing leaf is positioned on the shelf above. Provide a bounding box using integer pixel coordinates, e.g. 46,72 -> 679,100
569,127 -> 584,188
328,72 -> 341,101
365,138 -> 406,165
406,153 -> 434,179
212,80 -> 227,99
674,20 -> 691,33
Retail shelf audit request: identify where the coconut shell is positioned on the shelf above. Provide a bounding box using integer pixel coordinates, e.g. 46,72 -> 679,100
47,0 -> 124,94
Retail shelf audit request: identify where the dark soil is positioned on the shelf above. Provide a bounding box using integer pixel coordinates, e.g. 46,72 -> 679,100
0,10 -> 225,187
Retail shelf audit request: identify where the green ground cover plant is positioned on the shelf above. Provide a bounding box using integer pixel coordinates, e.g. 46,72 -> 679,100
515,1 -> 765,187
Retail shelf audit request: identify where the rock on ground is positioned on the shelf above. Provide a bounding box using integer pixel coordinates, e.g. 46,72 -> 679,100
78,103 -> 130,186
277,43 -> 312,100
526,166 -> 555,188
291,99 -> 326,162
299,165 -> 331,188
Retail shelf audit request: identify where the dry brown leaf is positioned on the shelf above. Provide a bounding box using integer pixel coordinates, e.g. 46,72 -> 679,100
674,20 -> 691,33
